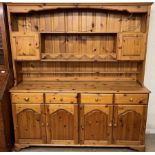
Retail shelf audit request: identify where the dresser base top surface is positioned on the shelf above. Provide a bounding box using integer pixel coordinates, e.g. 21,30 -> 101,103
10,81 -> 150,93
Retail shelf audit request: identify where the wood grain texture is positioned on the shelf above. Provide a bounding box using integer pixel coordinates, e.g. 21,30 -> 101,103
113,105 -> 147,145
10,81 -> 150,93
11,93 -> 43,104
7,3 -> 152,151
46,104 -> 78,144
11,32 -> 40,60
80,104 -> 113,145
12,104 -> 46,144
81,94 -> 113,104
46,93 -> 77,104
115,94 -> 148,104
117,33 -> 146,60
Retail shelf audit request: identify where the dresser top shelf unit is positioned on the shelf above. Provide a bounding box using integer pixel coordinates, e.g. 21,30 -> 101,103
7,2 -> 151,91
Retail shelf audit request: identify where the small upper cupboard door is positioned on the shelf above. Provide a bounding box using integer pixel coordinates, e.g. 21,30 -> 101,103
11,32 -> 40,60
113,105 -> 147,145
117,33 -> 146,60
12,104 -> 46,144
46,104 -> 78,144
80,104 -> 113,145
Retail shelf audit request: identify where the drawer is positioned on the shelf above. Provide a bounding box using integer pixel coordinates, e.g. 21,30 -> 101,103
45,93 -> 77,104
81,94 -> 113,104
115,94 -> 148,104
11,93 -> 43,104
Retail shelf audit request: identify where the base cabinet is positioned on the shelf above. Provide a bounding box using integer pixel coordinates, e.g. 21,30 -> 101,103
113,105 -> 147,145
11,93 -> 148,151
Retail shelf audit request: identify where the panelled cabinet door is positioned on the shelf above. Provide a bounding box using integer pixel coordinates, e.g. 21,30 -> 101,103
46,104 -> 78,144
117,33 -> 146,60
113,105 -> 147,145
11,32 -> 40,60
12,104 -> 46,144
80,104 -> 113,145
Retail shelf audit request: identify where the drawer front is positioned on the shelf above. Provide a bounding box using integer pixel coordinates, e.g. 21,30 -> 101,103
115,94 -> 148,104
45,93 -> 77,104
81,94 -> 113,104
11,93 -> 43,104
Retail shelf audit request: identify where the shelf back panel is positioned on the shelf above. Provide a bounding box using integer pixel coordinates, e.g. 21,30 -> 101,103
19,61 -> 138,82
11,9 -> 146,33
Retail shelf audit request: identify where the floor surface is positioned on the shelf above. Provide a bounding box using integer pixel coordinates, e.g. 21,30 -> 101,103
18,134 -> 155,152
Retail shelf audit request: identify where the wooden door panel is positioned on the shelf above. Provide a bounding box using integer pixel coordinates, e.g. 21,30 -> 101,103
80,104 -> 113,145
12,104 -> 46,144
11,32 -> 40,60
113,105 -> 147,145
117,33 -> 146,60
46,104 -> 78,144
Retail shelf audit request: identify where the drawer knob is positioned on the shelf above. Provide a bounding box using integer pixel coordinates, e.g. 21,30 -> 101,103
95,98 -> 99,102
24,97 -> 30,102
129,98 -> 133,102
60,98 -> 64,102
114,123 -> 117,127
108,122 -> 112,127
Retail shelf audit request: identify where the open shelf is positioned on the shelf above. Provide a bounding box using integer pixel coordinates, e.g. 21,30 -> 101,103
41,33 -> 117,61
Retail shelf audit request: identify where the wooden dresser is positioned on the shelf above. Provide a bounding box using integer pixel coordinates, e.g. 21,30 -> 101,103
7,3 -> 152,151
0,3 -> 13,152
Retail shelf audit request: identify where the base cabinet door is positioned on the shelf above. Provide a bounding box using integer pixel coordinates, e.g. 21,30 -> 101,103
46,104 -> 78,144
113,105 -> 147,145
12,104 -> 46,144
80,104 -> 113,145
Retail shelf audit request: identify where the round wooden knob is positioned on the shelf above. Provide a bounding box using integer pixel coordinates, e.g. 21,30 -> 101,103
114,123 -> 117,127
108,122 -> 112,127
24,97 -> 30,102
130,98 -> 133,102
95,98 -> 99,102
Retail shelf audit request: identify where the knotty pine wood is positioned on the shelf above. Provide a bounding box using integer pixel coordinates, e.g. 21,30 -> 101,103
7,3 -> 152,151
19,61 -> 139,82
46,104 -> 78,144
10,9 -> 145,33
80,104 -> 113,145
113,105 -> 147,145
45,93 -> 77,104
11,93 -> 43,104
12,103 -> 46,144
9,81 -> 150,93
81,94 -> 113,104
115,94 -> 148,104
7,3 -> 151,84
